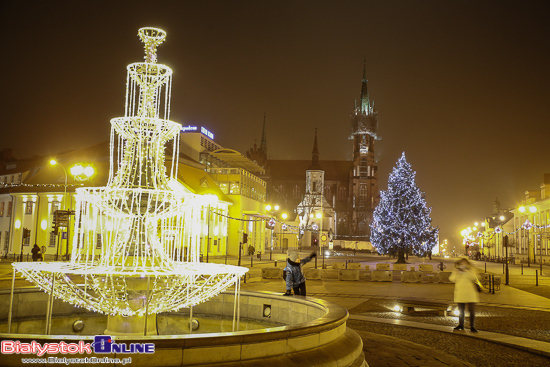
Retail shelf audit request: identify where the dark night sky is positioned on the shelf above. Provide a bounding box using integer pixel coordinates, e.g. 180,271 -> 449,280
2,0 -> 550,249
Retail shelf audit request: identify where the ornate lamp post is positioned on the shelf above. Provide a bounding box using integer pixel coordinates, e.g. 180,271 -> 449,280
519,205 -> 537,266
265,204 -> 279,260
49,160 -> 68,210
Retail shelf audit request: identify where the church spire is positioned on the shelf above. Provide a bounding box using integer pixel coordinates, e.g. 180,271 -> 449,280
360,58 -> 370,114
308,128 -> 322,170
260,113 -> 267,156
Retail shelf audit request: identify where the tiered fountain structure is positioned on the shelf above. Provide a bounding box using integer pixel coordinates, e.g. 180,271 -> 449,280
1,27 -> 367,367
12,27 -> 247,335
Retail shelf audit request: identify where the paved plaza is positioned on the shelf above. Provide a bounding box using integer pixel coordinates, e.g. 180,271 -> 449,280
230,252 -> 550,366
1,253 -> 550,366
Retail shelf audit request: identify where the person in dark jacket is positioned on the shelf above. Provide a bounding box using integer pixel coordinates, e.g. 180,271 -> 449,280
283,250 -> 316,296
31,244 -> 41,261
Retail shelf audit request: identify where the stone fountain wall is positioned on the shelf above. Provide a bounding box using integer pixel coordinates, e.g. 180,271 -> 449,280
0,290 -> 367,367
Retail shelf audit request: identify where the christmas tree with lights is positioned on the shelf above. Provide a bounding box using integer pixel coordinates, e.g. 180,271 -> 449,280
370,152 -> 438,263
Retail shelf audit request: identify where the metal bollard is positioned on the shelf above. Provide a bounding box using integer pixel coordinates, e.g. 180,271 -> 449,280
274,260 -> 277,267
503,263 -> 505,274
251,256 -> 253,267
536,270 -> 539,286
485,263 -> 487,273
521,263 -> 523,275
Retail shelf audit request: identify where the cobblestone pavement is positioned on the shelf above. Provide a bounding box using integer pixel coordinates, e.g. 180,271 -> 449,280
351,321 -> 550,367
348,299 -> 550,342
353,329 -> 475,367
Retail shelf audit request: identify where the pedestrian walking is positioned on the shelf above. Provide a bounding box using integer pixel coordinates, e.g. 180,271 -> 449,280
449,257 -> 480,332
283,251 -> 316,296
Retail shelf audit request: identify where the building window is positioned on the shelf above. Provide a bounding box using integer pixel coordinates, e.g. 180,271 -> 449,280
24,230 -> 31,246
4,231 -> 9,249
0,202 -> 4,217
7,202 -> 12,216
96,234 -> 102,249
359,184 -> 368,198
49,232 -> 57,247
25,201 -> 34,215
338,186 -> 347,201
51,201 -> 60,213
324,185 -> 332,200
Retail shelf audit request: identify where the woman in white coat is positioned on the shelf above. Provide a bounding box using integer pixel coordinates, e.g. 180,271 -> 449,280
449,257 -> 480,332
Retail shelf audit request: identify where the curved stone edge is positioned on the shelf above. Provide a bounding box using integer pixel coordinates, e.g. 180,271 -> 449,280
0,290 -> 365,366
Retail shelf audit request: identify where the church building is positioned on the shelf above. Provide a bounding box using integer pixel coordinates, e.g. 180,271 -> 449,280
248,64 -> 380,240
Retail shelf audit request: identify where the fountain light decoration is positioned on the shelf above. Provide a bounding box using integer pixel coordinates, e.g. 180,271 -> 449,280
14,27 -> 247,317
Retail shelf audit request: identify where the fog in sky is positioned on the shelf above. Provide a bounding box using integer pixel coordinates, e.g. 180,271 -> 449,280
2,0 -> 550,247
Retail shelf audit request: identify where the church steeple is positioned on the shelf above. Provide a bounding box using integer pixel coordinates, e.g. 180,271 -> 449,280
360,58 -> 370,114
308,128 -> 322,170
260,113 -> 267,156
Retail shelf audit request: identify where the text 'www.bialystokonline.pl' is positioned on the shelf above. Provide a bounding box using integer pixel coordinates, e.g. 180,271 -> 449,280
21,356 -> 132,364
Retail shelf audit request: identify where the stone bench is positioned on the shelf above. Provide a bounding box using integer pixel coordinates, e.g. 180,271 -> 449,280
398,298 -> 450,316
419,264 -> 433,272
376,263 -> 390,271
401,271 -> 421,283
371,270 -> 392,282
361,270 -> 372,281
338,269 -> 359,281
262,267 -> 282,279
304,268 -> 323,280
347,262 -> 362,270
423,273 -> 438,283
393,264 -> 407,271
332,262 -> 346,270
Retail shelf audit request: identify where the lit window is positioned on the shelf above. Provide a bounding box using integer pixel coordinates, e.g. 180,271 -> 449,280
0,202 -> 4,217
7,202 -> 12,216
25,201 -> 34,215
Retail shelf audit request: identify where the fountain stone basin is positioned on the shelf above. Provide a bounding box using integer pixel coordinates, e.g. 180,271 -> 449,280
0,289 -> 367,367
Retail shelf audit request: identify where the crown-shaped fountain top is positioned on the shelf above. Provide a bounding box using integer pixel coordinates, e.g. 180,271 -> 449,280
138,27 -> 167,63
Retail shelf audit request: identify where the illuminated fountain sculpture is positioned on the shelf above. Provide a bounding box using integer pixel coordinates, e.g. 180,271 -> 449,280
13,28 -> 247,333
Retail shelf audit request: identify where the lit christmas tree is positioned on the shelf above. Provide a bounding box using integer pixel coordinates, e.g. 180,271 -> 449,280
370,152 -> 438,263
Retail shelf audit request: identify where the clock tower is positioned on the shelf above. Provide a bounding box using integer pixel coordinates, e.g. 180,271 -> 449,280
349,61 -> 379,236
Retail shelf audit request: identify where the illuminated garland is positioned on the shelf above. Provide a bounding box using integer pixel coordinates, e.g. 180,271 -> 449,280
468,220 -> 550,243
1,183 -> 83,188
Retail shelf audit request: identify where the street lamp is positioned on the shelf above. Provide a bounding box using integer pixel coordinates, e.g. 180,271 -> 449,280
519,205 -> 537,266
50,160 -> 69,260
70,164 -> 96,182
50,160 -> 96,260
265,204 -> 279,260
